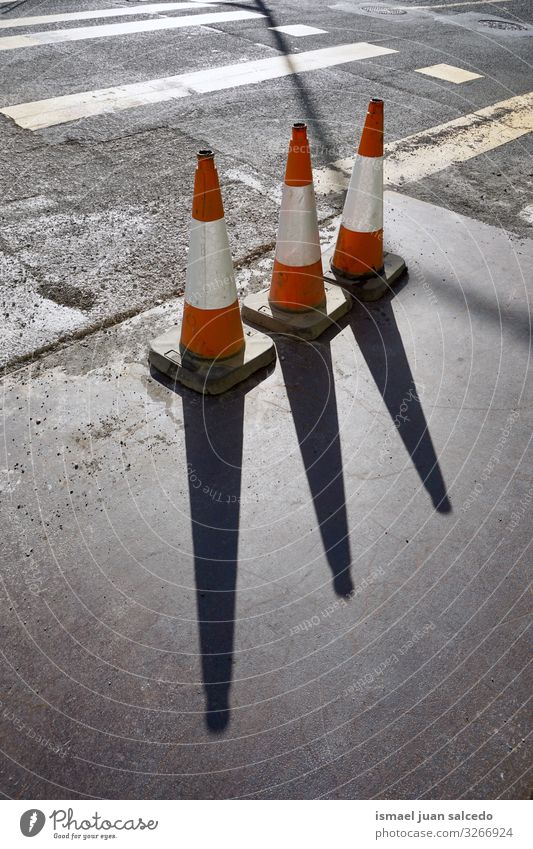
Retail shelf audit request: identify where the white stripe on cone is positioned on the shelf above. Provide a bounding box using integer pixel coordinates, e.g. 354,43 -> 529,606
275,183 -> 322,267
341,154 -> 383,233
185,217 -> 237,310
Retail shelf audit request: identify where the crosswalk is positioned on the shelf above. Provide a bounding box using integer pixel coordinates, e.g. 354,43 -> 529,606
2,42 -> 396,130
0,3 -> 217,30
0,9 -> 265,50
0,0 -> 529,159
0,1 -> 399,131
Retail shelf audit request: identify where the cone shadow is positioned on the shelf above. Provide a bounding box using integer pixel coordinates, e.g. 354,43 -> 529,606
277,336 -> 354,597
348,297 -> 451,514
181,390 -> 244,732
150,344 -> 273,733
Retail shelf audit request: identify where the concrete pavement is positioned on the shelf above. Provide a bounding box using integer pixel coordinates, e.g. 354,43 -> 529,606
1,190 -> 531,798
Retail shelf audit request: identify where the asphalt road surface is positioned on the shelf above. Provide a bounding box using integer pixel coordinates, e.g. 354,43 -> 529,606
0,0 -> 532,802
1,0 -> 532,366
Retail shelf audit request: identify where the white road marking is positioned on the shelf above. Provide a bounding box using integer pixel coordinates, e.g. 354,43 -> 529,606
1,42 -> 397,130
315,91 -> 533,193
225,167 -> 282,204
0,9 -> 264,51
270,25 -> 328,37
416,63 -> 483,83
0,3 -> 217,30
518,204 -> 533,225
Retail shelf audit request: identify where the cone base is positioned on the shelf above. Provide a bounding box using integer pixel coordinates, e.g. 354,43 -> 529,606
242,283 -> 351,341
324,248 -> 407,302
149,325 -> 275,395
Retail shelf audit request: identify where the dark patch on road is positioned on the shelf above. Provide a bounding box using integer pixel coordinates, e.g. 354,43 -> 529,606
434,11 -> 533,39
361,5 -> 407,16
37,280 -> 96,312
479,19 -> 530,33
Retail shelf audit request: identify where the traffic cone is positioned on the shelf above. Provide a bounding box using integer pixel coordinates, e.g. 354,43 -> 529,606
149,149 -> 275,394
325,99 -> 406,301
242,123 -> 350,340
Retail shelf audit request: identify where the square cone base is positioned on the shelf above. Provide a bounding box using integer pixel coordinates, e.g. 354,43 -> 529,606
322,245 -> 407,302
242,282 -> 351,341
148,326 -> 276,395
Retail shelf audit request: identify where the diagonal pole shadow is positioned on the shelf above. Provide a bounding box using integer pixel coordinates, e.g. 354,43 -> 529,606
252,0 -> 337,157
277,335 -> 354,597
347,295 -> 452,514
181,389 -> 244,732
223,0 -> 338,160
0,1 -> 27,15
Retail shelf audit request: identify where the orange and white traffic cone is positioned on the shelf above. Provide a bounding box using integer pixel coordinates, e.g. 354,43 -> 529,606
242,123 -> 350,340
325,99 -> 406,301
149,149 -> 275,394
270,121 -> 325,313
332,98 -> 384,280
180,149 -> 244,363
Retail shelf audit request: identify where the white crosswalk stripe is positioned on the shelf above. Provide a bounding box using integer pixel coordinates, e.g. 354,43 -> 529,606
415,63 -> 482,84
1,42 -> 397,130
0,3 -> 219,30
0,9 -> 265,51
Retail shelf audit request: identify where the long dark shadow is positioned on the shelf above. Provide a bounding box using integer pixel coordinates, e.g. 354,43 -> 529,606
348,297 -> 451,514
277,336 -> 354,597
223,0 -> 338,159
181,389 -> 244,733
0,2 -> 27,15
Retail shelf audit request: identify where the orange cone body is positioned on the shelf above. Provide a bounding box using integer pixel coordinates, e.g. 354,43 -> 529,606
269,123 -> 325,313
332,98 -> 384,279
180,150 -> 245,361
